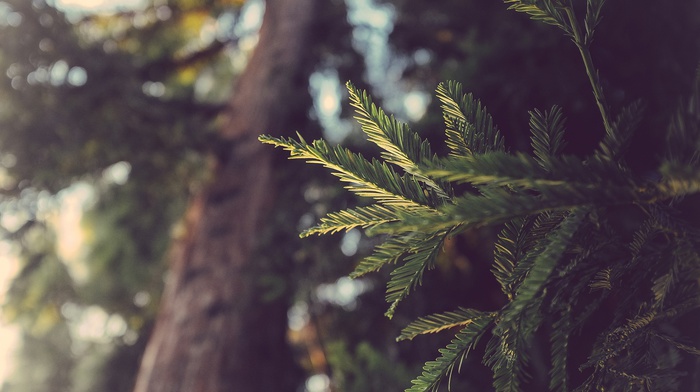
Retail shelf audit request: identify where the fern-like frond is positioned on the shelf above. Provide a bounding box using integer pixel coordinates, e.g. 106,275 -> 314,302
504,0 -> 572,36
493,217 -> 531,300
484,307 -> 539,392
651,272 -> 674,309
507,212 -> 567,294
398,307 -> 492,341
436,81 -> 505,156
406,312 -> 496,392
498,210 -> 584,329
350,232 -> 432,278
424,152 -> 547,187
301,204 -> 400,237
374,184 -> 621,236
529,105 -> 567,169
549,311 -> 572,392
583,310 -> 659,370
657,161 -> 700,199
589,267 -> 612,290
653,333 -> 700,356
488,210 -> 581,391
664,71 -> 700,167
583,298 -> 700,373
628,218 -> 659,259
595,100 -> 644,163
259,134 -> 438,211
423,152 -> 631,192
584,0 -> 606,44
385,231 -> 450,318
346,82 -> 452,200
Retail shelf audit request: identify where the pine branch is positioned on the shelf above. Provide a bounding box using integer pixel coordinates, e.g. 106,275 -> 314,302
485,212 -> 583,391
656,163 -> 700,198
398,307 -> 494,341
423,152 -> 631,191
347,82 -> 452,200
498,210 -> 584,329
504,0 -> 573,37
583,0 -> 606,45
529,105 -> 567,170
385,231 -> 450,318
301,204 -> 400,237
484,307 -> 539,392
436,81 -> 505,156
583,297 -> 700,374
653,333 -> 700,357
589,267 -> 612,290
664,62 -> 700,167
350,232 -> 433,278
549,310 -> 572,392
406,312 -> 496,392
373,184 -> 622,236
493,217 -> 531,300
563,2 -> 614,138
375,172 -> 700,237
259,134 -> 439,211
595,99 -> 644,164
651,272 -> 674,309
260,3 -> 700,386
509,211 -> 567,294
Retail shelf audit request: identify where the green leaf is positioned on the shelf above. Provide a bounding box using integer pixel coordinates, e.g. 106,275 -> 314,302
406,312 -> 496,392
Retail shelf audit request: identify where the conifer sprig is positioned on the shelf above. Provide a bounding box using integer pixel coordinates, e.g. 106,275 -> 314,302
436,81 -> 505,156
260,0 -> 700,390
259,134 -> 438,213
347,82 -> 452,200
504,0 -> 573,37
398,307 -> 494,341
406,312 -> 496,392
529,105 -> 567,168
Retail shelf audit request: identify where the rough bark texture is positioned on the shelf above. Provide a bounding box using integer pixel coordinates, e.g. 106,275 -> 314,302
133,0 -> 317,390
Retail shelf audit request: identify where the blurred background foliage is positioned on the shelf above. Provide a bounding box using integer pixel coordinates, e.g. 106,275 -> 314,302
0,0 -> 698,391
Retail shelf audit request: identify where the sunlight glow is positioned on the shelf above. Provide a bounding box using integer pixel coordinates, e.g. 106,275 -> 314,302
56,183 -> 94,283
305,374 -> 331,392
0,244 -> 20,389
316,277 -> 371,309
53,0 -> 147,13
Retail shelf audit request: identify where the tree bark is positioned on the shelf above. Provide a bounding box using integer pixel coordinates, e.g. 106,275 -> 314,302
133,0 -> 318,390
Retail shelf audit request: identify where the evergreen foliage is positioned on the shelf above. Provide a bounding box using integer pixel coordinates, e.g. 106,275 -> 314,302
263,1 -> 700,390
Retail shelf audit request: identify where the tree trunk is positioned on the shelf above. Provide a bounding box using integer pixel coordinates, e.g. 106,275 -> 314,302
133,0 -> 318,390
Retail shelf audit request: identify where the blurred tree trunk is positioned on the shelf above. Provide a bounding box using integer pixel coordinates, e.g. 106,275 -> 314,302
133,0 -> 318,390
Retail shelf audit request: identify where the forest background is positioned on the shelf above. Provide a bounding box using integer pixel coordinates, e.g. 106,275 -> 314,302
0,0 -> 698,391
